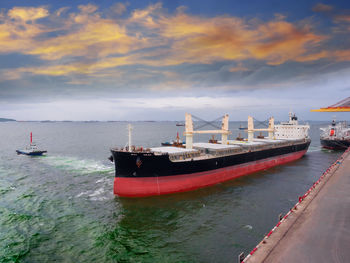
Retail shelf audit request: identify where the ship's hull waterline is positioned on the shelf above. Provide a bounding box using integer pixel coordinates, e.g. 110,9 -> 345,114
320,139 -> 350,150
112,141 -> 310,197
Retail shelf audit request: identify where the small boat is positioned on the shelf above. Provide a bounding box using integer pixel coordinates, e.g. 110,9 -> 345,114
16,132 -> 47,156
161,132 -> 184,147
176,123 -> 185,126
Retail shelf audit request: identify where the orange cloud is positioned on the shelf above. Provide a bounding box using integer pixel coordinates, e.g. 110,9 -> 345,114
333,49 -> 350,61
140,11 -> 326,65
27,19 -> 139,60
8,6 -> 49,21
294,51 -> 329,62
251,21 -> 326,64
128,2 -> 162,28
17,55 -> 134,76
0,2 -> 348,82
0,15 -> 46,53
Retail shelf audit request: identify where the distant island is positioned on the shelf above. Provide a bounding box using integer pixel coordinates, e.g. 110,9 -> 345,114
0,118 -> 16,122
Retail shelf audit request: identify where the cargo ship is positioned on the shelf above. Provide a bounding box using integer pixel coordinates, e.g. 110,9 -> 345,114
320,120 -> 350,150
111,113 -> 310,197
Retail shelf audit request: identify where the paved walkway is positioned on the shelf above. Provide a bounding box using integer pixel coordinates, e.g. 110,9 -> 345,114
245,150 -> 350,263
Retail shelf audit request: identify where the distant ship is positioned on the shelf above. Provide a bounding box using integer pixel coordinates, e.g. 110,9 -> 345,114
320,120 -> 350,150
161,132 -> 184,147
16,132 -> 47,156
176,123 -> 185,126
110,113 -> 310,197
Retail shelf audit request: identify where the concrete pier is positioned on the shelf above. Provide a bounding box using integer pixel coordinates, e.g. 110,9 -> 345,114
244,149 -> 350,263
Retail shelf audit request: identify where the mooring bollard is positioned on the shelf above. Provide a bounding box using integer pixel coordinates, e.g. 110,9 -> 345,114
279,213 -> 283,221
238,252 -> 245,263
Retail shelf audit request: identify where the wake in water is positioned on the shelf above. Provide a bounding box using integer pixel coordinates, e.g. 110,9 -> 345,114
39,155 -> 114,175
308,146 -> 322,152
76,177 -> 114,201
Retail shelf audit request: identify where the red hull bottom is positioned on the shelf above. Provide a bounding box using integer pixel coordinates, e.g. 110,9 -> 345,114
114,150 -> 308,197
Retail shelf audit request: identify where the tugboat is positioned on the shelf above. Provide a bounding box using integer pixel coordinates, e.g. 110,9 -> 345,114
320,120 -> 350,150
161,132 -> 184,147
16,132 -> 47,156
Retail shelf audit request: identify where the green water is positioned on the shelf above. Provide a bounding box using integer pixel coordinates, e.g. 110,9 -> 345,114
0,121 -> 342,262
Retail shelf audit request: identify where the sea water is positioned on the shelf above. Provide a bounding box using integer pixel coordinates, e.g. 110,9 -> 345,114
0,121 -> 341,262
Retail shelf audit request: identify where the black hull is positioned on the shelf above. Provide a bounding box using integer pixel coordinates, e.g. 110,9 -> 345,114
111,141 -> 311,178
321,139 -> 350,150
16,150 -> 47,156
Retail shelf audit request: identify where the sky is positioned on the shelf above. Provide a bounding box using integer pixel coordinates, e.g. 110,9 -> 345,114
0,0 -> 350,121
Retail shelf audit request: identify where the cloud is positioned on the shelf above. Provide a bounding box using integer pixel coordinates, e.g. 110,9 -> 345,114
55,7 -> 69,17
78,4 -> 98,14
229,62 -> 250,72
334,14 -> 350,23
312,3 -> 333,13
8,6 -> 49,21
294,51 -> 329,62
333,49 -> 350,61
0,2 -> 349,92
0,4 -> 148,63
26,20 -> 139,60
126,7 -> 328,65
311,2 -> 350,25
0,8 -> 48,53
111,2 -> 128,15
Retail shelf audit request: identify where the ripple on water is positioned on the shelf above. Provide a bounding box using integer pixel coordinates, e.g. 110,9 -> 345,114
39,156 -> 114,175
0,204 -> 56,262
0,122 -> 344,262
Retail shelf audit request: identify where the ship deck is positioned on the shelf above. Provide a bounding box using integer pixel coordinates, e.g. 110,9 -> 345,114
149,138 -> 309,162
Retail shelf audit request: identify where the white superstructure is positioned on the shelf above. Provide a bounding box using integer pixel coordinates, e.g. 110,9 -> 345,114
320,120 -> 350,140
274,112 -> 309,139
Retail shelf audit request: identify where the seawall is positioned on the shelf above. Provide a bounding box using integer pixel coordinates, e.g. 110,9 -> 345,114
243,147 -> 350,263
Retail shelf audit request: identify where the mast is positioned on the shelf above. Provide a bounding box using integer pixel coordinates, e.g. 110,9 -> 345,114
30,132 -> 32,144
184,113 -> 193,149
184,113 -> 231,149
128,124 -> 133,152
247,116 -> 275,141
221,114 -> 229,145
